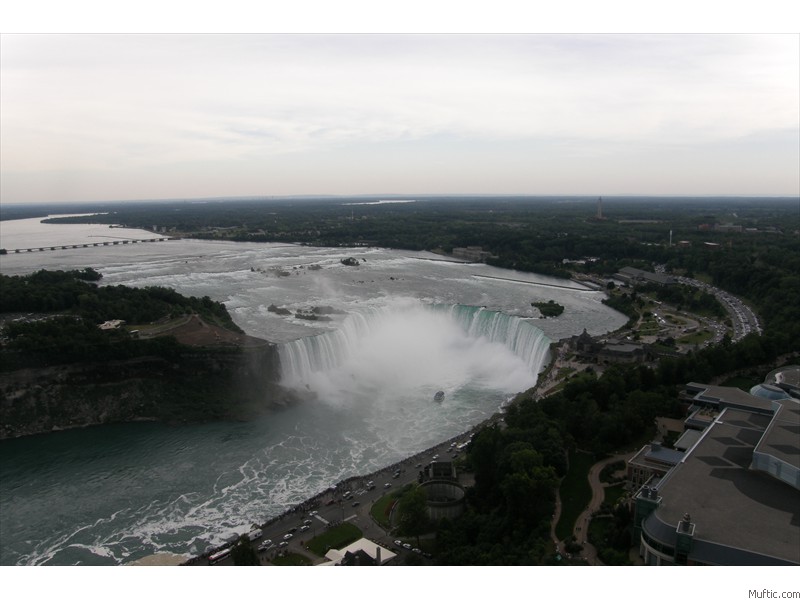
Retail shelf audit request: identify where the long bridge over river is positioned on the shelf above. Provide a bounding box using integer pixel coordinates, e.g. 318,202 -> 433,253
7,237 -> 175,253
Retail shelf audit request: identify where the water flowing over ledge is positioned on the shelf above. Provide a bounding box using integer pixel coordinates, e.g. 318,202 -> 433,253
277,300 -> 552,391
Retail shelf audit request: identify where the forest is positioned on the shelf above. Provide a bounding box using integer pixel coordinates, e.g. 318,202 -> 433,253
0,269 -> 242,370
27,195 -> 800,349
3,195 -> 799,564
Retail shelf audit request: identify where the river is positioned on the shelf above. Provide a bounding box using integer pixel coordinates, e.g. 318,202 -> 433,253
0,216 -> 627,565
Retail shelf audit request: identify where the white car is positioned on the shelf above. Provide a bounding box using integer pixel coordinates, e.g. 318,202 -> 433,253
283,533 -> 293,540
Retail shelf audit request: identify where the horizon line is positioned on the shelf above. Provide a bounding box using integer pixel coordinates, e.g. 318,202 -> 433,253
3,192 -> 800,207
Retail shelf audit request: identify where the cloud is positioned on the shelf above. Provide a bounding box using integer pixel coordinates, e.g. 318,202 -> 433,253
1,34 -> 798,200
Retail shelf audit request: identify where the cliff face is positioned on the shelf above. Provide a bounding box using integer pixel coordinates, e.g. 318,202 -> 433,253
0,345 -> 295,440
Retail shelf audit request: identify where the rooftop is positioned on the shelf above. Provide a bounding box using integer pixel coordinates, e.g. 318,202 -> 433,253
321,538 -> 396,566
629,442 -> 685,469
755,399 -> 800,471
649,407 -> 800,565
686,382 -> 774,414
673,429 -> 702,452
766,365 -> 800,394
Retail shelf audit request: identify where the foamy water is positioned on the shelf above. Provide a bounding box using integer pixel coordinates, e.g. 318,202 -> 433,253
0,220 -> 627,565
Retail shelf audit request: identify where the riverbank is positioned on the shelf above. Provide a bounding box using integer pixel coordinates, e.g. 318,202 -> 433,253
182,340 -> 584,566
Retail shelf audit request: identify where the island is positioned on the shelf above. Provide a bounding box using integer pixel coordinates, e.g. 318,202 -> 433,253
532,300 -> 565,317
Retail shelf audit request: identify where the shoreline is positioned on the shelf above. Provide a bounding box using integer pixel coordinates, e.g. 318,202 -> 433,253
182,341 -> 570,565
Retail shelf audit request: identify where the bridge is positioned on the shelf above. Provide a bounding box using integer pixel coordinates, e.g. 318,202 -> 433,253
8,237 -> 175,253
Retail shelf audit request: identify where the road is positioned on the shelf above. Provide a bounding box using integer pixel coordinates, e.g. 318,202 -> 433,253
676,275 -> 762,342
197,429 -> 477,565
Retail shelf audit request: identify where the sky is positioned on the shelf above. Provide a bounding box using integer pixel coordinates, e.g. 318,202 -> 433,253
1,10 -> 799,204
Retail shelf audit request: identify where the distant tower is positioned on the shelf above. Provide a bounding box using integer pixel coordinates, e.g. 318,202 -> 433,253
670,230 -> 673,247
596,197 -> 603,220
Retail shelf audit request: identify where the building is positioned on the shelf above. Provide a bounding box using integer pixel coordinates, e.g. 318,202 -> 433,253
714,224 -> 743,233
418,461 -> 465,521
627,442 -> 685,491
632,381 -> 800,565
420,461 -> 457,482
320,538 -> 396,566
764,365 -> 800,398
595,196 -> 605,220
569,329 -> 652,365
614,266 -> 676,286
452,246 -> 492,262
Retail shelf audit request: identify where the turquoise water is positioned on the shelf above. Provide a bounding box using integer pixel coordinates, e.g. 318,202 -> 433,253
0,221 -> 627,565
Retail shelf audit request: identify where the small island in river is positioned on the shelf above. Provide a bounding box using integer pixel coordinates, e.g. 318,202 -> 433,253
532,300 -> 565,317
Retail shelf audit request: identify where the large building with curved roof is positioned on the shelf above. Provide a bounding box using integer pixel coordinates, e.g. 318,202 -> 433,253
633,379 -> 800,566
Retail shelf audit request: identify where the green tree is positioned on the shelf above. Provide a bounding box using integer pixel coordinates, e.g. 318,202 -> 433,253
397,485 -> 430,547
230,534 -> 260,566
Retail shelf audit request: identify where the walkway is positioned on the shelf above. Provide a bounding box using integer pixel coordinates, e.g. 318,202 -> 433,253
552,451 -> 634,565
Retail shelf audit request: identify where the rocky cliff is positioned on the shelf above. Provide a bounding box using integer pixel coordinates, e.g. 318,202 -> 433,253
0,344 -> 295,440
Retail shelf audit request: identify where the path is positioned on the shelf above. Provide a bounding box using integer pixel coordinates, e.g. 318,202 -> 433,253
571,451 -> 634,565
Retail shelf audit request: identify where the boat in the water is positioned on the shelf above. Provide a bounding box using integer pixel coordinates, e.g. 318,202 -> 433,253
433,390 -> 445,403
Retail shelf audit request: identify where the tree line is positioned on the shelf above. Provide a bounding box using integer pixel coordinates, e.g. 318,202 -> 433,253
0,269 -> 242,370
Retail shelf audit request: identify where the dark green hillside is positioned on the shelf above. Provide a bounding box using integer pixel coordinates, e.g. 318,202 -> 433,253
0,268 -> 241,332
0,269 -> 288,439
0,269 -> 243,370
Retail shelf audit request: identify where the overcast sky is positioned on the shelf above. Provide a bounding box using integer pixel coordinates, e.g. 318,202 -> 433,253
1,33 -> 798,204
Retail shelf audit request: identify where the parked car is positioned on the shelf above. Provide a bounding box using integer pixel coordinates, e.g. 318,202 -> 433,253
394,540 -> 403,547
300,525 -> 310,532
283,533 -> 293,540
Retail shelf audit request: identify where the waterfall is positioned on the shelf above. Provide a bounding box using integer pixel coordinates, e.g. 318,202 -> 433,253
277,301 -> 551,389
434,304 -> 552,373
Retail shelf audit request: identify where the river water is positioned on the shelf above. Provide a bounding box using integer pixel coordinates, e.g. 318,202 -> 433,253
0,216 -> 626,565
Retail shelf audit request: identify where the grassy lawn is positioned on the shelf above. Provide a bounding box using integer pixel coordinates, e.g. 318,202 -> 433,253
370,492 -> 398,529
677,329 -> 713,345
305,522 -> 362,557
599,460 -> 626,484
602,483 -> 627,508
271,552 -> 312,566
557,366 -> 576,379
555,450 -> 596,541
